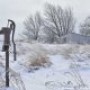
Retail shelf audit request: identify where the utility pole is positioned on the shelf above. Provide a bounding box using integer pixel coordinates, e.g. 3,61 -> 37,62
0,20 -> 16,87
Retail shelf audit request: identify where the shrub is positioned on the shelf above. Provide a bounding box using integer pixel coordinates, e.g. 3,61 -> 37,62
25,54 -> 52,71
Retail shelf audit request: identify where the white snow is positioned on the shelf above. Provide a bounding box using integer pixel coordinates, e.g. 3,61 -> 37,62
0,41 -> 90,90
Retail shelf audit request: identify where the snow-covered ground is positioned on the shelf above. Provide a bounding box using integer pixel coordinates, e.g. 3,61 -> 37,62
0,41 -> 90,90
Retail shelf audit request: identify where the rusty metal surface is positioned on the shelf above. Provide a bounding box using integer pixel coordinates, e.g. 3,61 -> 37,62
0,19 -> 16,87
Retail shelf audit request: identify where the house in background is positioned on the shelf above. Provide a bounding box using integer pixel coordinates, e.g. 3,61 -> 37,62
55,33 -> 90,44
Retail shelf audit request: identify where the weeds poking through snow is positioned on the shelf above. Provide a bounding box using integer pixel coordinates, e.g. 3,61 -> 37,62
24,54 -> 52,72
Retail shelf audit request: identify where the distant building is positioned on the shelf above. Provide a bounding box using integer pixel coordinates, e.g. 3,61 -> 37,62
55,33 -> 90,44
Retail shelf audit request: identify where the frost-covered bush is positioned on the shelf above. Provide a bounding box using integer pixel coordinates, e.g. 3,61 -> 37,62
30,55 -> 51,67
24,54 -> 52,71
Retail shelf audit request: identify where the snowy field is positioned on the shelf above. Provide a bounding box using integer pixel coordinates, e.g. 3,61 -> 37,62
0,41 -> 90,90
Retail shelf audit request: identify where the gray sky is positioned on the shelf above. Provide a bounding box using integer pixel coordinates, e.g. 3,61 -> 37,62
0,0 -> 90,35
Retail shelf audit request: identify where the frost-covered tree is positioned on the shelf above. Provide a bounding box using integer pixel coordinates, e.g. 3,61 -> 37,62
80,16 -> 90,36
23,3 -> 75,43
43,3 -> 75,40
23,12 -> 43,40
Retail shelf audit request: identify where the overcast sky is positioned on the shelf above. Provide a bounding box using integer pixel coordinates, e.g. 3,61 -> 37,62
0,0 -> 90,34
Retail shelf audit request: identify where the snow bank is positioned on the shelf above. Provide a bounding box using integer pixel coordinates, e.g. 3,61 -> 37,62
1,41 -> 90,90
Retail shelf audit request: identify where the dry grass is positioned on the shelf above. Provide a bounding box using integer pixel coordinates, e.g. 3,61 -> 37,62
30,55 -> 50,67
16,42 -> 90,68
25,53 -> 52,71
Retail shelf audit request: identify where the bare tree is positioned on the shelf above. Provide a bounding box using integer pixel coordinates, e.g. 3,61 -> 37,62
23,3 -> 75,43
80,16 -> 90,36
63,8 -> 75,34
43,3 -> 75,40
23,12 -> 43,40
43,24 -> 55,43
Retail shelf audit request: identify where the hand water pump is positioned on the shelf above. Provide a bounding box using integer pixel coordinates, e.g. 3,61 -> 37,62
0,19 -> 16,87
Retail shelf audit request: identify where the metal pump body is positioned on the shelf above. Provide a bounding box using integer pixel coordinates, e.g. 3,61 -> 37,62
0,19 -> 16,87
0,27 -> 11,51
0,20 -> 16,55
